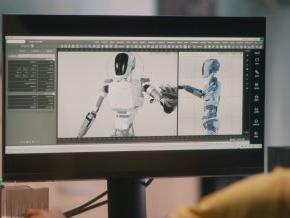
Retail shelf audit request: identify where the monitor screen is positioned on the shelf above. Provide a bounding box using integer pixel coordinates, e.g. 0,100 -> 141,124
2,15 -> 265,181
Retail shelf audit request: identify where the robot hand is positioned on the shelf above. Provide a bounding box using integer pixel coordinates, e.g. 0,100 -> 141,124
149,97 -> 156,103
160,85 -> 178,114
77,111 -> 97,137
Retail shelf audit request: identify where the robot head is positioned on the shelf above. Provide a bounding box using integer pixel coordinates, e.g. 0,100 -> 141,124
202,59 -> 220,81
114,52 -> 136,81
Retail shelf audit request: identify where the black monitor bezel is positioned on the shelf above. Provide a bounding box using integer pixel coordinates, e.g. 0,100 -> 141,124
2,15 -> 265,181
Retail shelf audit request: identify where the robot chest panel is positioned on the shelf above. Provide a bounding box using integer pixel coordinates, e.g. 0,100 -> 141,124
108,81 -> 144,111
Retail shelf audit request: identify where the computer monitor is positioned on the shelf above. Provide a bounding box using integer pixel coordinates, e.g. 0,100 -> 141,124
2,15 -> 265,181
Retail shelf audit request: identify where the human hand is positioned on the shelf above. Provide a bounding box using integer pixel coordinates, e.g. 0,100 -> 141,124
170,167 -> 290,218
26,208 -> 65,218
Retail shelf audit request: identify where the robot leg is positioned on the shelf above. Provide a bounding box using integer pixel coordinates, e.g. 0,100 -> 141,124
112,124 -> 135,137
203,118 -> 219,135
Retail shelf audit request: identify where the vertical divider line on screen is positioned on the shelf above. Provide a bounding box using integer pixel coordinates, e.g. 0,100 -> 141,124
176,52 -> 179,137
56,50 -> 60,141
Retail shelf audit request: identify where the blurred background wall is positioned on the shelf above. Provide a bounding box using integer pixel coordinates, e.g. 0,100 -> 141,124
1,0 -> 290,217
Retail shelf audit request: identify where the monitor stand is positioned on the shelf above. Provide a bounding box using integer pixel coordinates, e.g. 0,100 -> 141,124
107,178 -> 147,218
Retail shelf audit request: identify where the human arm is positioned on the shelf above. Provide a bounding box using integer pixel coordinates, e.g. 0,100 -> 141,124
170,167 -> 290,218
26,209 -> 65,218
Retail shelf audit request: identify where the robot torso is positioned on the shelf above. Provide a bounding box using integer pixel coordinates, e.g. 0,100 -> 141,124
202,77 -> 221,134
107,79 -> 144,132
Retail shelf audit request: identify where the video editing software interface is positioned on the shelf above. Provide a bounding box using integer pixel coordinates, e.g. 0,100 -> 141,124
5,36 -> 264,154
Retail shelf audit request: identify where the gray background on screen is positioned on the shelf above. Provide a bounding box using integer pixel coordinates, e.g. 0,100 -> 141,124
6,111 -> 56,145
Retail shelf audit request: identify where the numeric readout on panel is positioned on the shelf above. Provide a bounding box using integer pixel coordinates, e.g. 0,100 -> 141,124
7,60 -> 55,110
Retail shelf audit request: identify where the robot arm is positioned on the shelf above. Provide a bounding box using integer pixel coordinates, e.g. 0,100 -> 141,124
143,83 -> 177,114
77,85 -> 108,137
178,85 -> 205,98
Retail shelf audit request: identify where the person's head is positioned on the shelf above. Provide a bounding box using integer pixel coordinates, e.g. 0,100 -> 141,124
202,59 -> 220,83
114,52 -> 136,81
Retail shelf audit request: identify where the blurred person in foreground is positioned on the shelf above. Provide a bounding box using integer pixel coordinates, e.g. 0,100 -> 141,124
26,167 -> 290,218
26,209 -> 65,218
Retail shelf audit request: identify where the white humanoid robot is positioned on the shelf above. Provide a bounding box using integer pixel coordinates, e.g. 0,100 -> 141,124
179,59 -> 221,135
78,52 -> 177,137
